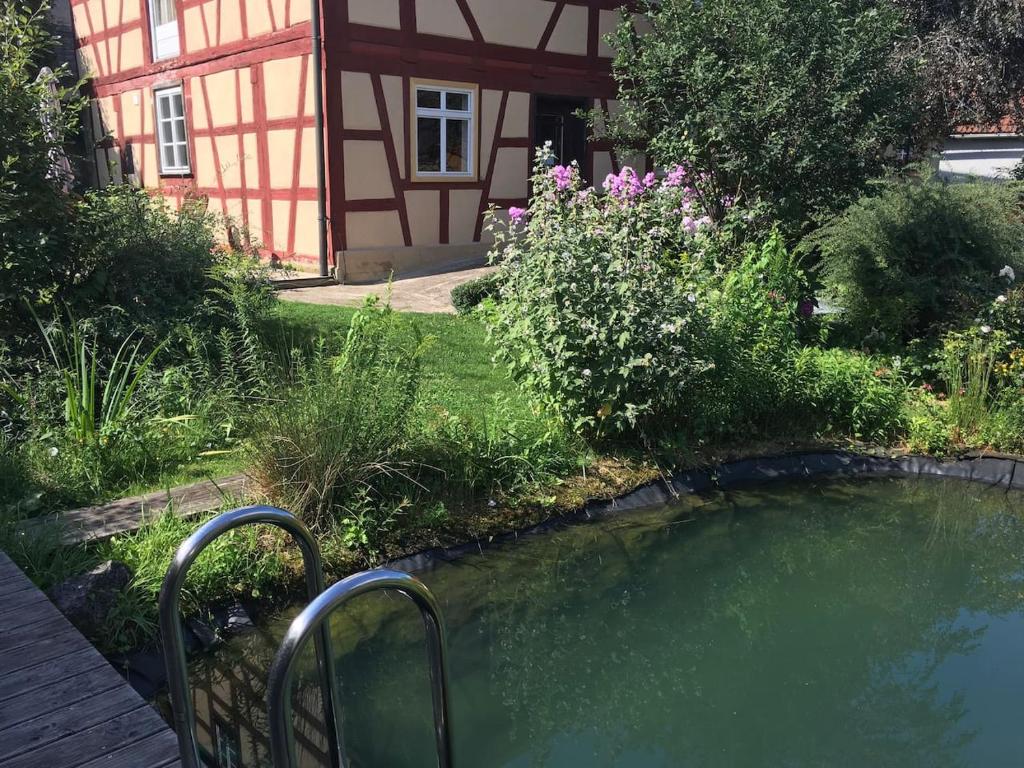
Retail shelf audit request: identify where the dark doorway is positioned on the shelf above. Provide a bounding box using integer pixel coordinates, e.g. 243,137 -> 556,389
534,95 -> 588,174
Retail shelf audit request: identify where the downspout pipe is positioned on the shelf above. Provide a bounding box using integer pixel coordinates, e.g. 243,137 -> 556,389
311,0 -> 329,277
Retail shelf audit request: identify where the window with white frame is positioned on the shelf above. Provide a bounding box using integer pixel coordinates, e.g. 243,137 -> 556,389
148,0 -> 179,60
155,85 -> 189,174
414,85 -> 474,177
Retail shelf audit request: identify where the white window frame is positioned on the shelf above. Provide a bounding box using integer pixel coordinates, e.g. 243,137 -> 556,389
413,84 -> 475,179
148,0 -> 179,60
154,85 -> 190,175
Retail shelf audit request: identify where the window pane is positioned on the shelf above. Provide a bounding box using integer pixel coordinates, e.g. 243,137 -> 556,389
171,92 -> 184,118
417,117 -> 441,172
416,89 -> 441,109
153,0 -> 176,25
175,143 -> 189,169
172,117 -> 185,143
162,144 -> 175,169
159,118 -> 174,146
445,92 -> 468,111
446,118 -> 469,173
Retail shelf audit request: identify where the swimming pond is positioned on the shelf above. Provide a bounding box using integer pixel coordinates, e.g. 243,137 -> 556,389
178,475 -> 1024,767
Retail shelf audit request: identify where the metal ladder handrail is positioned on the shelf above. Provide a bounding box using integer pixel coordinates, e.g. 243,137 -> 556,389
266,568 -> 455,768
158,505 -> 344,768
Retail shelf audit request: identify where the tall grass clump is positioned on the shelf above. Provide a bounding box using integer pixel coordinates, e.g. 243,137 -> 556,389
246,299 -> 429,530
941,333 -> 997,442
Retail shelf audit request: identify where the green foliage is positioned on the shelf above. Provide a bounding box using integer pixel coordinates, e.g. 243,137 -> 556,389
0,3 -> 84,341
246,299 -> 428,532
691,232 -> 810,437
70,186 -> 220,341
451,271 -> 502,315
794,348 -> 907,442
99,509 -> 291,651
983,388 -> 1024,454
30,310 -> 160,445
486,150 -> 711,437
606,0 -> 919,233
810,175 -> 1024,345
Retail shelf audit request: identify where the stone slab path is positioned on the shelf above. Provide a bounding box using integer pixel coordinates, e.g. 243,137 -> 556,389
18,475 -> 250,545
278,265 -> 496,313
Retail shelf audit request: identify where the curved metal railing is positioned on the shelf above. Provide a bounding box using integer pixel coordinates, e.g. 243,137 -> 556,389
266,569 -> 455,768
158,505 -> 344,768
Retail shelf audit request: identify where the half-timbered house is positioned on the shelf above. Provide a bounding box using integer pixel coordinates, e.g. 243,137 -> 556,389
71,0 -> 628,279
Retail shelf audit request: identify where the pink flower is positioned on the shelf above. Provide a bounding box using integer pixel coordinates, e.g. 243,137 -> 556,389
550,165 -> 574,191
663,165 -> 687,188
682,216 -> 697,234
643,172 -> 657,188
508,206 -> 526,222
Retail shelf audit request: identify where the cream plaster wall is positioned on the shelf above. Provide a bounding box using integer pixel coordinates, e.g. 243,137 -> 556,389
415,0 -> 472,40
341,71 -> 380,130
449,189 -> 482,244
500,92 -> 530,138
348,0 -> 401,29
344,140 -> 395,199
465,0 -> 550,48
546,3 -> 588,55
346,211 -> 404,249
405,190 -> 441,245
490,147 -> 528,198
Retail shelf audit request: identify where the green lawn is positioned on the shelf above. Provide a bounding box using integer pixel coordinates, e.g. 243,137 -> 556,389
266,302 -> 531,422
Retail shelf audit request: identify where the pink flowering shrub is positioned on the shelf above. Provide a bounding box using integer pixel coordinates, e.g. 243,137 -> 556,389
483,145 -> 719,435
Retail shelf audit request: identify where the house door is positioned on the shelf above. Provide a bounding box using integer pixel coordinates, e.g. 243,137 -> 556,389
534,95 -> 588,175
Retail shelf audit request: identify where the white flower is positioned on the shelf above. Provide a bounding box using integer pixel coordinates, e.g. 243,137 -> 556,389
999,265 -> 1015,282
996,295 -> 1008,304
488,499 -> 497,508
687,293 -> 697,303
980,325 -> 993,334
582,368 -> 592,378
48,447 -> 59,457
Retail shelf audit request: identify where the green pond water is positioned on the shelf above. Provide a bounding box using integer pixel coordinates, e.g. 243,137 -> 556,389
181,476 -> 1024,767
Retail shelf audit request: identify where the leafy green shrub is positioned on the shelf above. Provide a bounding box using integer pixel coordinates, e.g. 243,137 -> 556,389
246,299 -> 428,531
689,232 -> 810,438
486,150 -> 713,437
451,271 -> 502,315
71,187 -> 220,341
983,388 -> 1024,453
794,348 -> 907,442
606,0 -> 919,233
809,175 -> 1024,345
905,394 -> 953,456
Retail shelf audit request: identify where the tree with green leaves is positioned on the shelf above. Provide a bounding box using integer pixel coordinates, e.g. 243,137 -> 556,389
0,2 -> 83,342
891,0 -> 1024,140
604,0 -> 920,235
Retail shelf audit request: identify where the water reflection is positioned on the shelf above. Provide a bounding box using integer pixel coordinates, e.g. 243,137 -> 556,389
177,477 -> 1024,767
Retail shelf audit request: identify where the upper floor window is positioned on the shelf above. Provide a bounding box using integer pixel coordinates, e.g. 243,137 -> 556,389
149,0 -> 179,60
155,85 -> 189,174
414,84 -> 475,178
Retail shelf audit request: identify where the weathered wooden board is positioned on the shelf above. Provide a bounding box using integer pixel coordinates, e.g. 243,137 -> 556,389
0,553 -> 181,768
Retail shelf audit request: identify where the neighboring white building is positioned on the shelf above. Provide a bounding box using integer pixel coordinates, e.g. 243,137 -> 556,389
938,118 -> 1023,181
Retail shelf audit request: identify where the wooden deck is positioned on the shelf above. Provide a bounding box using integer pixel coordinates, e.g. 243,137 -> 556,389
0,552 -> 181,768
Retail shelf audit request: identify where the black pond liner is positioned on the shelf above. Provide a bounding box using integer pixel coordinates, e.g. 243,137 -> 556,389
125,449 -> 1024,700
388,450 -> 1024,575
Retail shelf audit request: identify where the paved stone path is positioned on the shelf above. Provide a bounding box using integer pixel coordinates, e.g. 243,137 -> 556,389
278,265 -> 496,313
